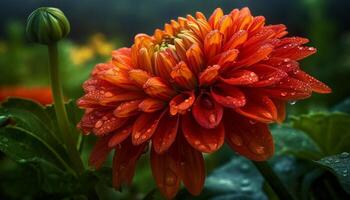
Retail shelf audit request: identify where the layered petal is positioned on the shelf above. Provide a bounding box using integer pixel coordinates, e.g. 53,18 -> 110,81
224,111 -> 274,161
182,113 -> 224,153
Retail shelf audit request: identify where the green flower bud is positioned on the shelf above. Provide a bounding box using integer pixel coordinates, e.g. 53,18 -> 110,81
26,7 -> 70,45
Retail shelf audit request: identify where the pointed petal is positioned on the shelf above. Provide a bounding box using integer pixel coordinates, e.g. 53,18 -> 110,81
151,147 -> 181,199
113,100 -> 142,118
211,84 -> 246,108
204,30 -> 224,59
108,125 -> 133,147
220,70 -> 258,85
89,135 -> 112,169
272,99 -> 286,123
235,44 -> 274,67
249,64 -> 288,87
169,91 -> 196,115
138,98 -> 165,113
222,30 -> 248,51
208,8 -> 224,29
235,94 -> 277,123
93,113 -> 128,135
192,92 -> 223,129
143,77 -> 177,100
199,65 -> 221,86
292,70 -> 332,94
113,138 -> 147,189
176,136 -> 205,195
224,111 -> 274,161
182,113 -> 224,153
132,111 -> 163,145
152,114 -> 179,154
171,61 -> 197,90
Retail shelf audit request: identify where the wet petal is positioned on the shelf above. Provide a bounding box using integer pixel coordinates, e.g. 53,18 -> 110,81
89,135 -> 112,169
152,114 -> 179,154
211,84 -> 246,108
113,138 -> 147,189
292,70 -> 331,94
182,113 -> 224,153
192,92 -> 223,129
208,8 -> 224,29
132,111 -> 163,145
220,70 -> 258,85
235,94 -> 277,123
249,64 -> 288,87
171,61 -> 197,90
224,111 -> 274,161
199,65 -> 221,86
138,98 -> 165,113
108,125 -> 133,147
143,77 -> 177,100
204,30 -> 224,59
93,113 -> 128,135
113,100 -> 142,118
151,147 -> 181,199
169,91 -> 196,115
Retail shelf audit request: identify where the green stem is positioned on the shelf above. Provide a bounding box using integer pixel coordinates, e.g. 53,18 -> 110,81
48,43 -> 84,174
252,161 -> 295,200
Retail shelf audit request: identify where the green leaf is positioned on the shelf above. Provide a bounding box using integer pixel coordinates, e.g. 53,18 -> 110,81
332,97 -> 350,114
271,126 -> 322,160
176,156 -> 268,200
291,112 -> 350,156
315,152 -> 350,194
0,126 -> 69,170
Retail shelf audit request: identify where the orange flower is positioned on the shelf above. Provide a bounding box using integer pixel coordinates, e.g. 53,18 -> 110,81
0,86 -> 53,105
77,7 -> 331,199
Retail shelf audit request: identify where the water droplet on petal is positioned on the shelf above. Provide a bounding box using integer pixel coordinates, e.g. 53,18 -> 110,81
94,120 -> 103,128
281,92 -> 287,97
165,169 -> 177,186
249,120 -> 256,124
209,114 -> 216,124
231,134 -> 243,146
249,143 -> 265,155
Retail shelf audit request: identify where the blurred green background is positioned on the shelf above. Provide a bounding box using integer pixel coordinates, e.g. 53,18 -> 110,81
0,0 -> 350,199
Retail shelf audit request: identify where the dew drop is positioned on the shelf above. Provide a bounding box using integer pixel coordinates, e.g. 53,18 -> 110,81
249,143 -> 265,155
141,135 -> 147,140
104,92 -> 113,97
340,152 -> 349,158
94,120 -> 103,128
230,135 -> 243,146
209,114 -> 216,124
280,92 -> 287,97
289,101 -> 297,105
194,140 -> 201,145
134,131 -> 141,139
165,169 -> 177,186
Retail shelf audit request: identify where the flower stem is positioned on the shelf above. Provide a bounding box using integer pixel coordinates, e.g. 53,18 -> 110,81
48,43 -> 84,174
252,161 -> 295,200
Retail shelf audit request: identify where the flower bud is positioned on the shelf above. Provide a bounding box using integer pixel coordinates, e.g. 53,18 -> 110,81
26,7 -> 70,45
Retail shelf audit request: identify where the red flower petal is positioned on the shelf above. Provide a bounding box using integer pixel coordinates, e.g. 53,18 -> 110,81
235,44 -> 274,67
249,64 -> 288,87
272,99 -> 286,123
176,136 -> 205,196
182,113 -> 224,153
259,77 -> 312,100
169,91 -> 196,115
211,84 -> 246,108
199,65 -> 221,86
235,93 -> 277,123
138,98 -> 165,113
220,70 -> 259,85
224,111 -> 274,161
89,135 -> 112,169
108,124 -> 133,148
151,147 -> 181,199
93,113 -> 128,135
222,30 -> 248,51
113,138 -> 147,189
192,92 -> 223,129
132,111 -> 163,145
113,100 -> 142,118
152,114 -> 179,154
292,70 -> 332,94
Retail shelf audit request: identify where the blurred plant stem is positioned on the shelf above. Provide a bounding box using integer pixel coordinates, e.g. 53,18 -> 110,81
252,161 -> 295,200
48,43 -> 84,174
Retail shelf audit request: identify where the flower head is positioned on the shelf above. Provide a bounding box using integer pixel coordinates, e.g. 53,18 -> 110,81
77,7 -> 331,199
